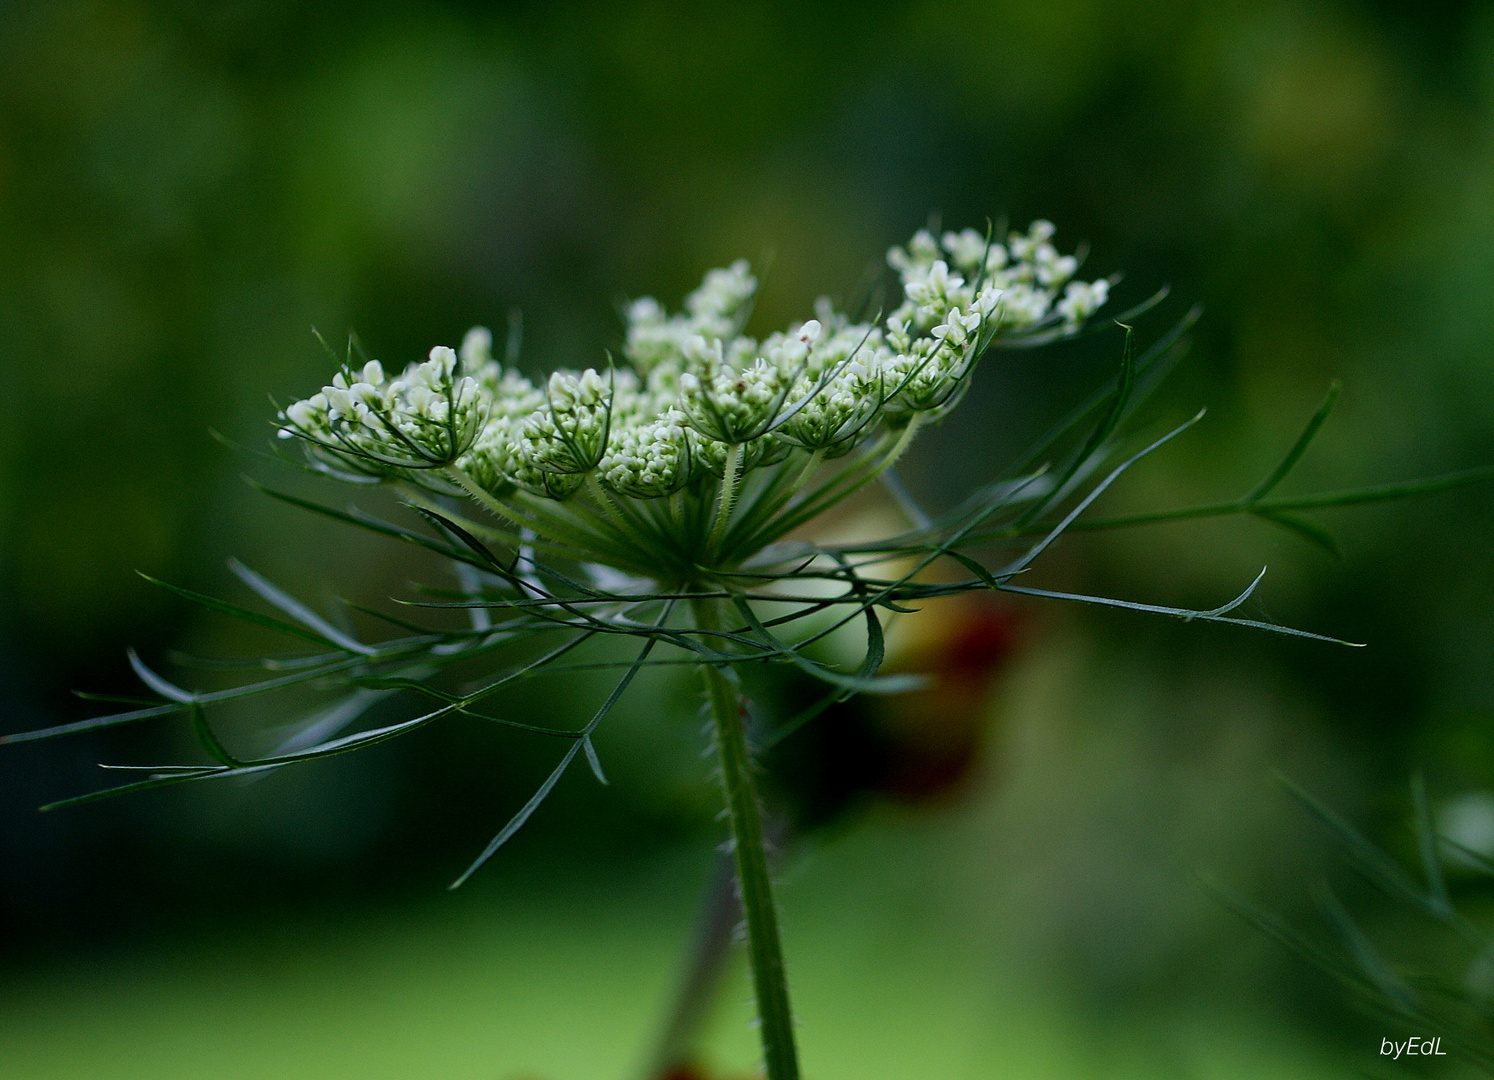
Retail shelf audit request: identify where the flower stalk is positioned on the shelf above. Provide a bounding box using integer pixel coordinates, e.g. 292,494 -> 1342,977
706,443 -> 745,559
693,595 -> 799,1080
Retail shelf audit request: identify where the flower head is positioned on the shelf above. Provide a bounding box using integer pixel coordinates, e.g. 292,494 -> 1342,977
278,348 -> 486,475
277,222 -> 1110,574
599,408 -> 694,497
514,368 -> 614,488
678,339 -> 794,445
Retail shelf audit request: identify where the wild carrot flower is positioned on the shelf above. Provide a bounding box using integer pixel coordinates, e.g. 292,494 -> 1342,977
273,221 -> 1112,583
15,217 -> 1463,1080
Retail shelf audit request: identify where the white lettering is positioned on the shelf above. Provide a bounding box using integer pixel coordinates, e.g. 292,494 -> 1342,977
1381,1036 -> 1446,1058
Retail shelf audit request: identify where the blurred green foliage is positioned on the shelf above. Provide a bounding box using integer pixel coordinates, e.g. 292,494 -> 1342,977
3,0 -> 1494,1074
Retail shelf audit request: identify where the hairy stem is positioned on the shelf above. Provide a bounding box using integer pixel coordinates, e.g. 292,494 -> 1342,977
692,596 -> 799,1080
445,466 -> 657,571
445,465 -> 534,529
584,474 -> 660,554
707,443 -> 745,558
758,415 -> 923,546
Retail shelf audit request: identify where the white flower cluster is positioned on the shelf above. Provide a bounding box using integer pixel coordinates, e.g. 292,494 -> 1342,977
889,220 -> 1109,334
277,223 -> 1110,501
277,347 -> 486,475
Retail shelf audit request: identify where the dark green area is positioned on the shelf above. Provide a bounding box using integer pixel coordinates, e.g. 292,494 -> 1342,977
3,1 -> 1494,1075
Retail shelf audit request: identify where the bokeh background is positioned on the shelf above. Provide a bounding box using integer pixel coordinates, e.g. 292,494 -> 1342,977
3,1 -> 1494,1077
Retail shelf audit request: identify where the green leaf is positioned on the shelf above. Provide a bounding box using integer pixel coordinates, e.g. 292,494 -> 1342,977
1242,381 -> 1341,505
1190,566 -> 1267,619
227,559 -> 375,656
1252,510 -> 1342,559
1013,322 -> 1137,530
1202,873 -> 1378,997
40,766 -> 231,811
127,648 -> 193,703
944,551 -> 999,590
71,692 -> 166,707
1069,463 -> 1494,533
405,505 -> 508,574
138,572 -> 344,651
40,633 -> 596,809
1274,772 -> 1432,910
728,595 -> 898,695
1000,409 -> 1207,578
582,737 -> 608,785
448,608 -> 672,889
1002,306 -> 1198,481
0,701 -> 186,745
1262,464 -> 1494,512
1315,882 -> 1421,1014
189,702 -> 247,768
271,689 -> 393,755
246,479 -> 483,568
1001,581 -> 1361,645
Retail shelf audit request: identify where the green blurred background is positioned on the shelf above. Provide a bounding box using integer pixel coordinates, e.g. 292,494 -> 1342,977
3,1 -> 1494,1077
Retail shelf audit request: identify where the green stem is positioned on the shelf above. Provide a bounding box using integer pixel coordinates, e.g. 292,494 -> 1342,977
707,444 -> 745,558
584,474 -> 662,555
397,483 -> 525,548
445,466 -> 655,569
717,449 -> 821,561
445,466 -> 535,530
691,596 -> 799,1080
757,416 -> 923,547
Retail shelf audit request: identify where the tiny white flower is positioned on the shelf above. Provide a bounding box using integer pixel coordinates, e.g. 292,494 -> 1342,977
1008,220 -> 1057,262
628,297 -> 664,325
516,368 -> 613,478
600,408 -> 693,498
279,218 -> 1111,505
886,229 -> 940,273
1056,279 -> 1111,329
685,260 -> 757,330
941,228 -> 989,271
998,283 -> 1052,328
972,284 -> 1004,317
460,327 -> 493,371
679,350 -> 790,446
